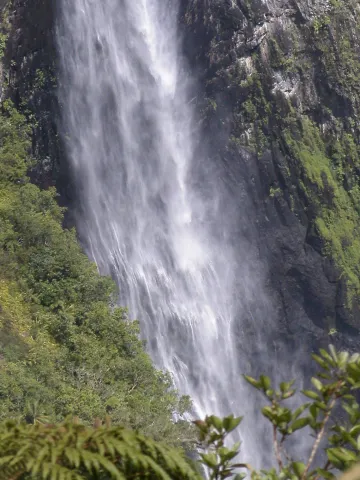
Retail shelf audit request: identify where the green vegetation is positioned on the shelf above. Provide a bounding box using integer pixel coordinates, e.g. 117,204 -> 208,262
283,116 -> 360,306
269,186 -> 281,198
267,37 -> 298,73
2,346 -> 360,479
0,3 -> 10,60
231,68 -> 271,155
312,15 -> 330,34
0,32 -> 7,59
199,346 -> 360,479
314,0 -> 360,96
0,418 -> 200,480
0,99 -> 192,444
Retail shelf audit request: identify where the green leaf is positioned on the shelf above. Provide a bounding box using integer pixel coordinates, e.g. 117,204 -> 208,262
222,415 -> 242,433
291,462 -> 306,477
315,401 -> 329,411
329,345 -> 338,362
315,468 -> 335,479
347,364 -> 360,380
327,449 -> 343,469
309,404 -> 318,423
209,415 -> 223,432
292,403 -> 310,420
350,425 -> 360,437
312,354 -> 329,370
338,351 -> 350,369
283,390 -> 296,399
328,447 -> 357,463
280,380 -> 295,393
280,382 -> 287,393
96,453 -> 125,480
320,348 -> 335,366
302,390 -> 319,400
311,377 -> 323,391
218,447 -> 238,462
262,406 -> 275,423
343,403 -> 356,417
290,417 -> 309,432
201,453 -> 218,468
243,375 -> 261,389
350,353 -> 360,363
343,394 -> 355,401
260,375 -> 271,391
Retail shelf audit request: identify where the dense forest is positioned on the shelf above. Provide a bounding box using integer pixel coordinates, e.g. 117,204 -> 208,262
1,0 -> 360,478
2,346 -> 360,478
0,98 -> 193,443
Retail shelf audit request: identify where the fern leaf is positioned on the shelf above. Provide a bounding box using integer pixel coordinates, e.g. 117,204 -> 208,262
64,447 -> 81,468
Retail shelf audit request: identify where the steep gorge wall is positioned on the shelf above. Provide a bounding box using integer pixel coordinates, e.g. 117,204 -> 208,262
2,0 -> 360,350
1,0 -> 74,209
181,0 -> 360,347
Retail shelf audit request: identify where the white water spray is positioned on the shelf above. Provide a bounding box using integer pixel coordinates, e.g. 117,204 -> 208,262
57,0 -> 273,462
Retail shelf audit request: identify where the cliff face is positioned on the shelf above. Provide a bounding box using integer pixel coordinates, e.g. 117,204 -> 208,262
5,0 -> 57,179
3,0 -> 360,347
2,0 -> 75,211
181,0 -> 360,345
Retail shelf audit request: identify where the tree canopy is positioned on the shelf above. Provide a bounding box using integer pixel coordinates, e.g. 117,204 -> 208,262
0,99 -> 192,445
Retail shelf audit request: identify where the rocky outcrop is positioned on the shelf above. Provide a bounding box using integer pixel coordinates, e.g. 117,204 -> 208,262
1,0 -> 74,214
181,0 -> 360,343
4,0 -> 57,182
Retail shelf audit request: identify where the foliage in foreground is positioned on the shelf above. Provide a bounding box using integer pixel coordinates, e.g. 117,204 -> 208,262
197,346 -> 360,480
0,99 -> 191,443
2,347 -> 360,479
0,418 -> 200,480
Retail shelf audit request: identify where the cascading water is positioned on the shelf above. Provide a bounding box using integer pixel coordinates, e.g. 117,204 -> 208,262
57,0 -> 274,463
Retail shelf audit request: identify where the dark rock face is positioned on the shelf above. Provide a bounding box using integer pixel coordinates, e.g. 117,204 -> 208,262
2,0 -> 74,216
180,0 -> 360,346
3,0 -> 360,348
6,0 -> 58,183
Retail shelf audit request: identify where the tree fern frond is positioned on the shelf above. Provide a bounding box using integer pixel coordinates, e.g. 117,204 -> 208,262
92,452 -> 126,480
41,461 -> 53,480
26,445 -> 49,472
64,447 -> 81,469
101,435 -> 116,457
0,419 -> 202,480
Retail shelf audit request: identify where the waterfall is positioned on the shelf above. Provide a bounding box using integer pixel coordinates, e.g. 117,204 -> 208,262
57,0 -> 274,462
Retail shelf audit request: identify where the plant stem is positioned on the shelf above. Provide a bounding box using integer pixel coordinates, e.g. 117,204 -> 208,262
301,397 -> 337,480
273,424 -> 283,470
313,460 -> 331,480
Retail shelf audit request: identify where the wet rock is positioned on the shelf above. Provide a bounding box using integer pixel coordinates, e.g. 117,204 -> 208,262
181,0 -> 360,346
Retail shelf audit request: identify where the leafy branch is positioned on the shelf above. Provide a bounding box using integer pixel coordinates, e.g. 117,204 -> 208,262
195,346 -> 360,480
